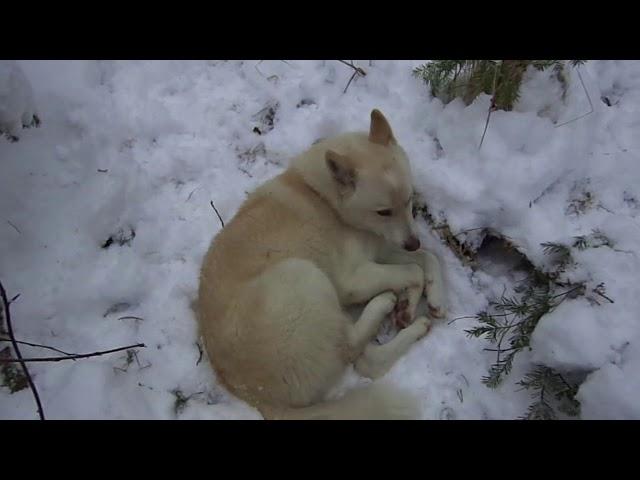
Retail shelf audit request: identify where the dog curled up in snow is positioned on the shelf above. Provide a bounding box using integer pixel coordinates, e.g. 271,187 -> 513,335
197,109 -> 446,419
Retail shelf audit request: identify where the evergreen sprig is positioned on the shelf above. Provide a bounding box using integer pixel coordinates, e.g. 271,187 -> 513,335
465,282 -> 577,389
413,60 -> 586,111
517,366 -> 580,419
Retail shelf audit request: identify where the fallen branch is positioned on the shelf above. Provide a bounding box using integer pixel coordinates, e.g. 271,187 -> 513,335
0,280 -> 45,420
0,342 -> 146,363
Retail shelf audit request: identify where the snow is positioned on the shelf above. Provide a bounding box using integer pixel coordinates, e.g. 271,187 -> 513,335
0,61 -> 36,138
577,338 -> 640,419
1,60 -> 639,419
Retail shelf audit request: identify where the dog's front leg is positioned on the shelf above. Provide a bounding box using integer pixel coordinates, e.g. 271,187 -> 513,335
340,262 -> 424,325
378,248 -> 446,319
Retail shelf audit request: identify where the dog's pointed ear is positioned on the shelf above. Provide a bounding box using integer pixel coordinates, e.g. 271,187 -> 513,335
369,109 -> 396,146
325,149 -> 356,195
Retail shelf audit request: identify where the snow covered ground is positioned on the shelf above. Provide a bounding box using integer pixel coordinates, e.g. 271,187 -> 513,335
1,60 -> 639,420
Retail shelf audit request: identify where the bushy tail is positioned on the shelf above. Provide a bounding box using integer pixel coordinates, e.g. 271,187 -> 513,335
261,383 -> 420,420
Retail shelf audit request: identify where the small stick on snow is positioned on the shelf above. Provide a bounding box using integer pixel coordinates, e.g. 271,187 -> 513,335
210,201 -> 225,228
186,186 -> 200,202
118,316 -> 145,322
196,341 -> 204,366
478,64 -> 500,150
338,60 -> 367,76
338,60 -> 367,94
593,289 -> 615,304
7,220 -> 21,235
0,281 -> 45,420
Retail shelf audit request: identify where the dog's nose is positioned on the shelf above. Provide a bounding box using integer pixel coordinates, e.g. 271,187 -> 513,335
403,235 -> 421,251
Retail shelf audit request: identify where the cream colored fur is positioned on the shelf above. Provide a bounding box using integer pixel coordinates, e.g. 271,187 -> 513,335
197,109 -> 446,419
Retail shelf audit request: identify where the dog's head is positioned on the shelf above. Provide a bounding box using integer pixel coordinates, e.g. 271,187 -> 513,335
325,109 -> 420,251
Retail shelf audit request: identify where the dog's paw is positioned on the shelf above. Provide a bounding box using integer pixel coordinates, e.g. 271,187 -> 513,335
411,316 -> 433,340
424,276 -> 446,319
427,300 -> 446,320
371,291 -> 397,315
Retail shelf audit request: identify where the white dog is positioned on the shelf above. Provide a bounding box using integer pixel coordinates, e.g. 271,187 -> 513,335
197,109 -> 446,419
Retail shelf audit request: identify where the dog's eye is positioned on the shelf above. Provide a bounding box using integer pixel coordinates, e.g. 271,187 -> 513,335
376,209 -> 393,217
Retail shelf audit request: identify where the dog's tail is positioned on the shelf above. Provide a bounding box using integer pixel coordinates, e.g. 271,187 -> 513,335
260,382 -> 420,420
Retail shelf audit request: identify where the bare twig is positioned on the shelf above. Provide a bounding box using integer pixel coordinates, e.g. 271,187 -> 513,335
529,175 -> 566,207
337,60 -> 367,76
555,68 -> 593,128
447,315 -> 478,325
0,342 -> 145,363
118,316 -> 144,322
0,337 -> 74,356
196,341 -> 203,366
0,281 -> 45,420
7,220 -> 21,235
343,71 -> 359,94
238,166 -> 253,178
210,201 -> 225,228
478,104 -> 495,150
593,289 -> 615,304
478,63 -> 500,150
186,186 -> 200,202
337,60 -> 367,94
597,203 -> 615,214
